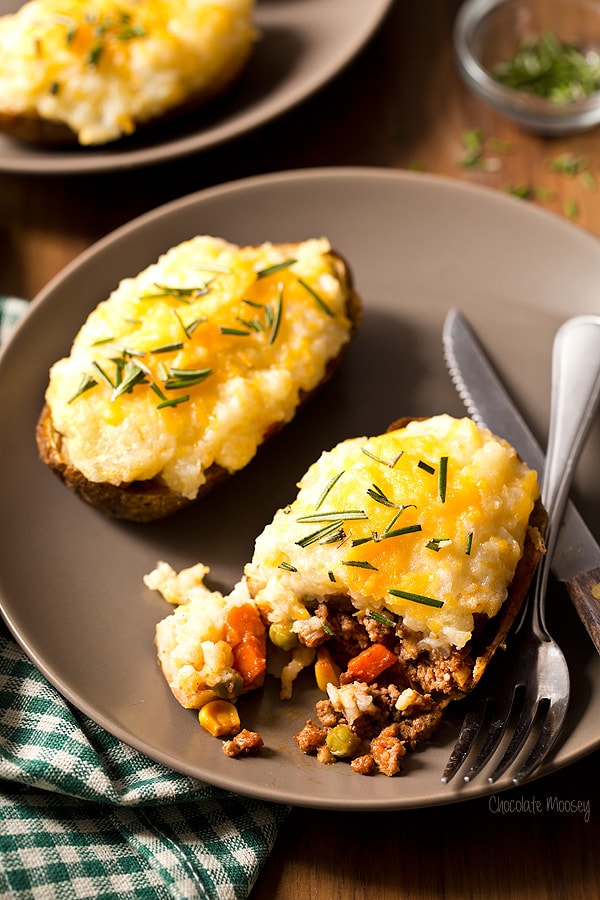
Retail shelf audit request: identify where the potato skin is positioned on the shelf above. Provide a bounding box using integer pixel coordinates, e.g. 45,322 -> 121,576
36,249 -> 362,523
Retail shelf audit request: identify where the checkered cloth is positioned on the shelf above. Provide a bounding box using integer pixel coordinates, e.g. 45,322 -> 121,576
0,295 -> 288,898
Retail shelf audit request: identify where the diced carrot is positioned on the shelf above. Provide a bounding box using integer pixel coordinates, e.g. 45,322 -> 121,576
233,632 -> 267,689
345,643 -> 397,684
225,603 -> 265,646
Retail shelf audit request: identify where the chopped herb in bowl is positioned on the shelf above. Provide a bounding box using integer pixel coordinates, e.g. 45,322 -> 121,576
492,31 -> 600,104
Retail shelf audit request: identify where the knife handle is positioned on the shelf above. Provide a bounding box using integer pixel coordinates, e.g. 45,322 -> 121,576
566,568 -> 600,656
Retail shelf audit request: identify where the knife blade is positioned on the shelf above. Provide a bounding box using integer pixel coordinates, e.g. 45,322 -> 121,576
443,307 -> 600,655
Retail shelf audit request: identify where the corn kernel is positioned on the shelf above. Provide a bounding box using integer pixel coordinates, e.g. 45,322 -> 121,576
315,647 -> 341,692
198,699 -> 241,737
269,622 -> 299,651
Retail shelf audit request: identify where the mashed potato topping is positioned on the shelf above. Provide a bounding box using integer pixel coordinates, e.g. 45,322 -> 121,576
45,236 -> 354,499
0,0 -> 257,144
245,415 -> 540,649
146,561 -> 265,709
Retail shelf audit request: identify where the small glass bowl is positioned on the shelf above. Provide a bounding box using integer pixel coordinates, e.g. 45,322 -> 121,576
454,0 -> 600,135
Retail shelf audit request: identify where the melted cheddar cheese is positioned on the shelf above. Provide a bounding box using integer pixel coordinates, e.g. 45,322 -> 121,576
246,415 -> 540,649
0,0 -> 256,144
44,236 -> 355,499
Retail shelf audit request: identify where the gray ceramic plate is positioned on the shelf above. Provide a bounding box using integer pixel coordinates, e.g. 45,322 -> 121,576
0,0 -> 392,174
1,168 -> 599,810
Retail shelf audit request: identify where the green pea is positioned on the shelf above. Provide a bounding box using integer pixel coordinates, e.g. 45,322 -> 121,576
326,725 -> 361,758
213,671 -> 244,701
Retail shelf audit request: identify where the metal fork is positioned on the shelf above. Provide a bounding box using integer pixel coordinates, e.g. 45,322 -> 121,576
442,316 -> 600,785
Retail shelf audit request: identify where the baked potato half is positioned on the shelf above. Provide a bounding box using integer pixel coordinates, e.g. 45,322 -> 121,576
36,236 -> 362,522
0,0 -> 257,147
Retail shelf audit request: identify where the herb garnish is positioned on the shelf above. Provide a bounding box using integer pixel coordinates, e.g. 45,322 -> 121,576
368,609 -> 395,627
388,589 -> 444,609
492,31 -> 600,104
256,259 -> 297,279
297,278 -> 334,316
438,456 -> 448,502
343,560 -> 378,570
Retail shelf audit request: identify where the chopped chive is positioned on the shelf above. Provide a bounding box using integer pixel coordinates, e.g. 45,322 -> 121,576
315,471 -> 345,510
322,620 -> 335,636
388,589 -> 444,609
417,460 -> 435,475
156,394 -> 190,409
368,609 -> 395,627
278,561 -> 298,572
296,519 -> 346,548
297,277 -> 334,316
438,456 -> 448,502
91,336 -> 114,346
257,258 -> 297,279
328,571 -> 336,582
68,374 -> 98,403
269,288 -> 283,344
343,560 -> 378,570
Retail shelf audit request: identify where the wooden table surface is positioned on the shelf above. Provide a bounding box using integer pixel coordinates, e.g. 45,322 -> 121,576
1,2 -> 599,897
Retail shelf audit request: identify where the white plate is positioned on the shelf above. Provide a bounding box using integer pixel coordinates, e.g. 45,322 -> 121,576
0,0 -> 393,174
1,168 -> 599,810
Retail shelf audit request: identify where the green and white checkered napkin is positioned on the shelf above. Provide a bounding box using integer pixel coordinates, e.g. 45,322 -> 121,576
0,295 -> 288,899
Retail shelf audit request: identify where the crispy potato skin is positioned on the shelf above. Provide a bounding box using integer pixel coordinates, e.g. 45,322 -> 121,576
36,250 -> 362,523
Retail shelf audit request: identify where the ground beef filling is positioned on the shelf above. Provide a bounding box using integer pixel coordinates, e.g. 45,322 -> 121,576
293,596 -> 477,776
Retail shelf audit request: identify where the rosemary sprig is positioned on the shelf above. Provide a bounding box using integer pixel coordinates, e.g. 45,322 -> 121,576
269,288 -> 283,344
68,374 -> 97,403
297,509 -> 367,523
296,519 -> 346,548
361,446 -> 404,467
297,277 -> 334,316
163,367 -> 212,390
368,609 -> 395,627
426,538 -> 452,552
438,456 -> 448,502
388,589 -> 444,609
315,471 -> 345,510
366,483 -> 399,508
257,259 -> 297,279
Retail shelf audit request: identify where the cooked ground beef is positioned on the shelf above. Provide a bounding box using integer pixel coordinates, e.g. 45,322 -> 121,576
222,729 -> 264,758
292,596 -> 473,776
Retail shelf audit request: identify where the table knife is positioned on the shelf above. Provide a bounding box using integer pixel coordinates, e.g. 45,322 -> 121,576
442,308 -> 600,656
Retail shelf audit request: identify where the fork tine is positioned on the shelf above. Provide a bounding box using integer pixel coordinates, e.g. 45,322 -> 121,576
512,699 -> 568,784
462,685 -> 523,782
487,697 -> 548,783
441,706 -> 485,784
